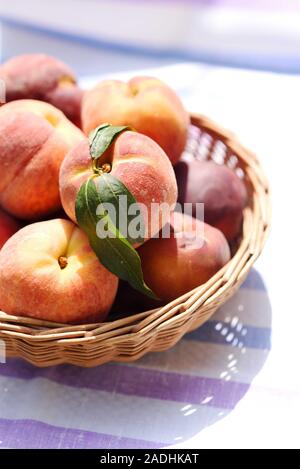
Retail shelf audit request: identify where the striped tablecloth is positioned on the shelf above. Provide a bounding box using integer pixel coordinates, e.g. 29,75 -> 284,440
0,63 -> 299,449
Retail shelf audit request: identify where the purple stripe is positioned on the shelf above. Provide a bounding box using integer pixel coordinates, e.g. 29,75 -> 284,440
0,418 -> 164,449
241,269 -> 266,291
0,360 -> 249,410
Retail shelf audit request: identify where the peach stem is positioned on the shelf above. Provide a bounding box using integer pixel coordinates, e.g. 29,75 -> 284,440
58,256 -> 68,270
92,161 -> 112,175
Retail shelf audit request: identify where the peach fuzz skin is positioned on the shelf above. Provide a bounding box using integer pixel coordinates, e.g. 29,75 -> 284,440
81,77 -> 190,165
138,212 -> 231,302
0,209 -> 20,250
0,100 -> 84,220
0,219 -> 119,324
0,54 -> 83,127
59,131 -> 178,241
175,160 -> 248,241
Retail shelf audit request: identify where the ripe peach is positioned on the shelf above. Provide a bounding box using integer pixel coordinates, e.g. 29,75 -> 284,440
175,160 -> 248,241
0,54 -> 83,126
81,77 -> 190,165
59,131 -> 178,241
0,219 -> 118,323
138,212 -> 231,302
0,208 -> 20,250
0,99 -> 84,220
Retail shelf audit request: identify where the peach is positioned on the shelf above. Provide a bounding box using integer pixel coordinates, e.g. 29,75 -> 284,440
0,208 -> 20,250
175,160 -> 248,241
138,212 -> 231,302
0,99 -> 84,220
0,219 -> 118,323
0,54 -> 83,127
81,76 -> 190,165
59,131 -> 178,241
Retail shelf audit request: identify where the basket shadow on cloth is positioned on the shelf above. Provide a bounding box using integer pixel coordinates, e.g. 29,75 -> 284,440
0,114 -> 271,367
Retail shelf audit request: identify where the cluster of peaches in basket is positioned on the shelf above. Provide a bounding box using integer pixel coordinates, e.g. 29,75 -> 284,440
0,54 -> 247,325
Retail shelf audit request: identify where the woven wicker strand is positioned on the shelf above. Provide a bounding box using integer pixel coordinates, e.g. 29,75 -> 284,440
0,113 -> 271,367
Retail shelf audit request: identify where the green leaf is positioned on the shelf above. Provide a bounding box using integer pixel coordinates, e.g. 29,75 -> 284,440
75,177 -> 157,299
88,123 -> 110,144
89,124 -> 130,162
94,173 -> 145,245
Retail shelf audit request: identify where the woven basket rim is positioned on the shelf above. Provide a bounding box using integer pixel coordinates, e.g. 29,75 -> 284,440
0,113 -> 271,367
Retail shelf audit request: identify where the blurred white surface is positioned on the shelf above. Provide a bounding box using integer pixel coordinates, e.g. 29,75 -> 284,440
2,0 -> 300,71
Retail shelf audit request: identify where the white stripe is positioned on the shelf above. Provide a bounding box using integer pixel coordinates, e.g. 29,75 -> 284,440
212,288 -> 271,329
132,341 -> 269,385
0,375 -> 228,445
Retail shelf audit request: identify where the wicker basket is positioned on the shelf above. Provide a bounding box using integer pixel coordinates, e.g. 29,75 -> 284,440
0,113 -> 270,367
